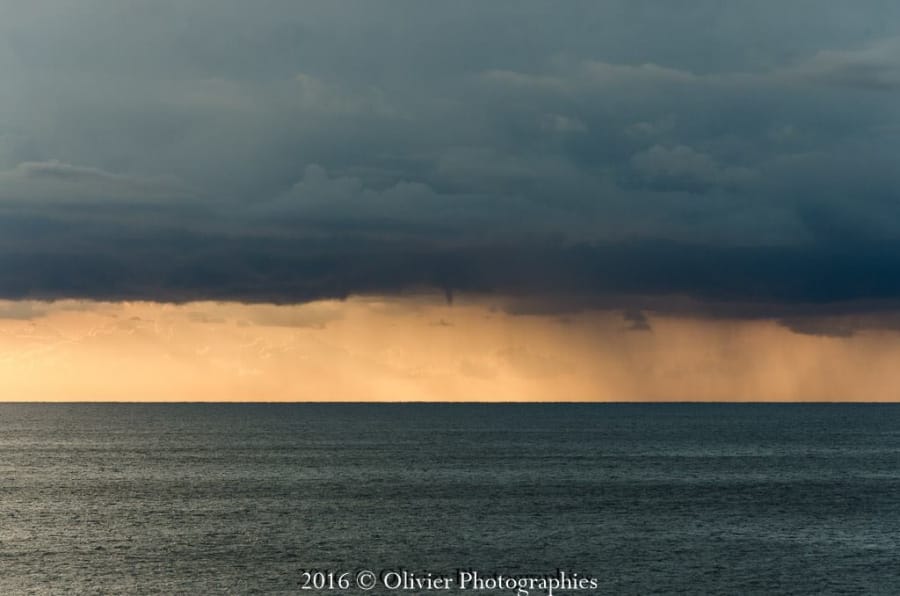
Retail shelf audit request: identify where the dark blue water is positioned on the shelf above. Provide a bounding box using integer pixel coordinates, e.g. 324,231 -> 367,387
2,404 -> 899,595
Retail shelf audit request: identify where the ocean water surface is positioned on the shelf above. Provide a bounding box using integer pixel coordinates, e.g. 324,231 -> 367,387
1,403 -> 899,594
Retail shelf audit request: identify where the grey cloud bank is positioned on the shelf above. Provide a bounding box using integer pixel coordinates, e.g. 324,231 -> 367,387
1,1 -> 899,333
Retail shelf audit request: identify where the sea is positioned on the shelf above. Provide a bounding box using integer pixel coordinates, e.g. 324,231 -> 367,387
1,403 -> 899,595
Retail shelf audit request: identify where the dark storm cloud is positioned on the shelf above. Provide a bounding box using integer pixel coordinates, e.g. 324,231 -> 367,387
3,226 -> 900,311
781,37 -> 900,91
1,1 -> 900,331
623,310 -> 652,332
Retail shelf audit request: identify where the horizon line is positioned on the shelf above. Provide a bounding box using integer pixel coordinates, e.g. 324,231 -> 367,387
1,400 -> 897,405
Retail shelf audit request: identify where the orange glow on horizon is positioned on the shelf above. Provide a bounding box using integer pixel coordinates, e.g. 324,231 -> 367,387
0,296 -> 898,402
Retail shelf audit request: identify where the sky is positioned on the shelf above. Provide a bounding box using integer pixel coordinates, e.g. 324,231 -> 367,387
1,1 -> 899,400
